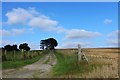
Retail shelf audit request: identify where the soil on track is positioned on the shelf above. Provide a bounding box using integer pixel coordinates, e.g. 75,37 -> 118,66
2,52 -> 57,78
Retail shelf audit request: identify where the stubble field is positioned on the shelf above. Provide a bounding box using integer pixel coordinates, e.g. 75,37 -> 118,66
54,48 -> 119,78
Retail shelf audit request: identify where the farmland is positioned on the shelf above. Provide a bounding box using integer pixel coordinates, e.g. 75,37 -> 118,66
54,48 -> 119,78
2,48 -> 119,78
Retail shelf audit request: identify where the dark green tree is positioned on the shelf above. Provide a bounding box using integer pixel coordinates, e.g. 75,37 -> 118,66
19,43 -> 30,51
19,43 -> 30,60
19,44 -> 23,50
48,38 -> 58,50
12,45 -> 17,50
26,46 -> 30,51
40,40 -> 45,50
4,44 -> 18,61
4,44 -> 12,51
40,38 -> 58,50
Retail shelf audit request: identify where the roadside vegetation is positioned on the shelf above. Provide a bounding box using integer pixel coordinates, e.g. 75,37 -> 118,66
52,51 -> 115,78
2,38 -> 58,70
2,51 -> 45,69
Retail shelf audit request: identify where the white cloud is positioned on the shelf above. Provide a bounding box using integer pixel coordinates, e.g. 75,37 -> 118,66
106,30 -> 120,47
5,7 -> 102,39
56,26 -> 67,33
4,7 -> 103,49
57,42 -> 92,49
0,28 -> 32,37
11,28 -> 26,35
104,19 -> 112,24
28,16 -> 58,31
0,40 -> 13,47
5,7 -> 60,32
28,42 -> 40,50
107,30 -> 120,38
6,8 -> 38,25
17,41 -> 40,50
106,39 -> 120,47
64,29 -> 101,39
0,29 -> 11,36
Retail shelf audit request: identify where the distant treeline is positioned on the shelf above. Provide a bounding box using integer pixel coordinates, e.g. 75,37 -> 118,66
2,38 -> 58,51
2,43 -> 30,51
1,38 -> 58,61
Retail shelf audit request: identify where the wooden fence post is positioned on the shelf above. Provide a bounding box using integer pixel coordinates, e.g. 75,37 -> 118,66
77,44 -> 88,63
78,44 -> 82,61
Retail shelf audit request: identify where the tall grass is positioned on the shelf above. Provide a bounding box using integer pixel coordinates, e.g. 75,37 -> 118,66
2,51 -> 45,69
5,51 -> 21,61
4,50 -> 42,61
52,51 -> 112,78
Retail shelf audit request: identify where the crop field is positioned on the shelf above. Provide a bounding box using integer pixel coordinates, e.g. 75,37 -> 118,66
53,48 -> 119,78
1,48 -> 119,78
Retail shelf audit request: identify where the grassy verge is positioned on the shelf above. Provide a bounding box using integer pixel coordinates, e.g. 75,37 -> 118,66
52,51 -> 111,77
2,53 -> 45,69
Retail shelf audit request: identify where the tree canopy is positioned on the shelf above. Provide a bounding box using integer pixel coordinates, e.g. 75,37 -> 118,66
4,44 -> 18,51
19,43 -> 30,51
40,38 -> 58,50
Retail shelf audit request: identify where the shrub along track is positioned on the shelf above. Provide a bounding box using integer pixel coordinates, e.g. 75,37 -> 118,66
2,51 -> 57,78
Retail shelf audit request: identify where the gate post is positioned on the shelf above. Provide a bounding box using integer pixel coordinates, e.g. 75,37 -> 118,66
78,44 -> 82,61
77,44 -> 89,63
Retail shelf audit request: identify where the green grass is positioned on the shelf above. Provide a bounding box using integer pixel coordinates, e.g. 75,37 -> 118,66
5,51 -> 41,61
52,51 -> 110,77
2,53 -> 45,69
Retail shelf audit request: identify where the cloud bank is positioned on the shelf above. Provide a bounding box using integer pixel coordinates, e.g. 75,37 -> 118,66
3,7 -> 104,49
65,29 -> 101,39
106,30 -> 119,47
5,8 -> 102,39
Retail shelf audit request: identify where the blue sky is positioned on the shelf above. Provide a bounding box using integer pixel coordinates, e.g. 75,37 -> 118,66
1,2 -> 119,49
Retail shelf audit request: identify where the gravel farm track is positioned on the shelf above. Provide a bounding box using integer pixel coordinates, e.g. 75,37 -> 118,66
2,52 -> 57,78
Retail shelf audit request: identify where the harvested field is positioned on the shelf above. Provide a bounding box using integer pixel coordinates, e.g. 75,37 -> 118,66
55,48 -> 119,78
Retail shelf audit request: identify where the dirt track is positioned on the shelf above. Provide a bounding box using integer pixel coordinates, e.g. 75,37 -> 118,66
2,52 -> 57,78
